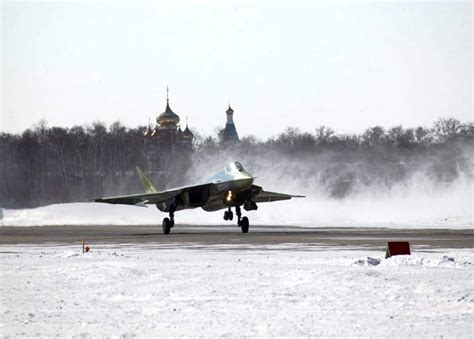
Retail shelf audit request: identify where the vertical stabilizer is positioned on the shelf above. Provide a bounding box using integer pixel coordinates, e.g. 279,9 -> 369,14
136,166 -> 158,193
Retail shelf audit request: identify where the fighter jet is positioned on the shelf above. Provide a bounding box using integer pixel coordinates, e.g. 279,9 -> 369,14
94,161 -> 304,234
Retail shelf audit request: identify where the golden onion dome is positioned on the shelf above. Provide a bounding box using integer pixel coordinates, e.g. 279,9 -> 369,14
157,100 -> 180,126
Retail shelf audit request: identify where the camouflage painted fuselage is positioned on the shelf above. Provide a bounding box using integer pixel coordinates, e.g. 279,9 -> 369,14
156,162 -> 258,212
95,161 -> 302,213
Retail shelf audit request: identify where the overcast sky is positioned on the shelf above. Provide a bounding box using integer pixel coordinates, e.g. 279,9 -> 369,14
2,1 -> 472,139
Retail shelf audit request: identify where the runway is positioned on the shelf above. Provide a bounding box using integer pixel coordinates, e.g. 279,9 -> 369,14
0,225 -> 472,249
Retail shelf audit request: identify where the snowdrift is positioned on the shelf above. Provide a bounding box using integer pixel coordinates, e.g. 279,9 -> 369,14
1,183 -> 472,228
2,244 -> 473,337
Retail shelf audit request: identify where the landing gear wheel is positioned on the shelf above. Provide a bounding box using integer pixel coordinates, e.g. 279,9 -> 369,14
162,217 -> 172,234
224,209 -> 234,221
240,216 -> 249,233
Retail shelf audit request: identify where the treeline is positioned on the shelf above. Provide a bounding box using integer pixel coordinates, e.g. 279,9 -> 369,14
1,118 -> 472,207
191,118 -> 473,199
1,121 -> 147,208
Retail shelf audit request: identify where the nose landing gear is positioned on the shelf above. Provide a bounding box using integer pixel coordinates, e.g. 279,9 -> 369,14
223,208 -> 234,221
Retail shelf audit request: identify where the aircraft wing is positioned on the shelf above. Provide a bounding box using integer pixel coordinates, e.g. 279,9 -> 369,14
252,188 -> 305,203
94,183 -> 211,206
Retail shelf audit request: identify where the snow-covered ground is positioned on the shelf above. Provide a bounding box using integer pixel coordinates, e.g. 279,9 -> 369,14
1,244 -> 473,337
1,199 -> 472,228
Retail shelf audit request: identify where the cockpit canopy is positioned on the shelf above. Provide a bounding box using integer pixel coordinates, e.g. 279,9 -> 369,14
208,162 -> 248,183
224,161 -> 245,174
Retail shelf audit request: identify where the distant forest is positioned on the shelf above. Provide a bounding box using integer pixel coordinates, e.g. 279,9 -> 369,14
1,118 -> 473,208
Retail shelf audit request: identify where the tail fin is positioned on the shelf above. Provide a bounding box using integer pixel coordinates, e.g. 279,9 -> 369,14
136,166 -> 158,193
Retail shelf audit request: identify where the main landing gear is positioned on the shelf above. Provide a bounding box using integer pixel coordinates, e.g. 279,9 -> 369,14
162,205 -> 176,235
223,205 -> 249,233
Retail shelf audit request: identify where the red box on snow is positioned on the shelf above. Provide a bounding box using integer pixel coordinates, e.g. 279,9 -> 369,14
386,241 -> 411,258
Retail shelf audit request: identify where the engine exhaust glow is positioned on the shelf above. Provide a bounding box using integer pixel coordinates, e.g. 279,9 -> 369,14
225,191 -> 233,203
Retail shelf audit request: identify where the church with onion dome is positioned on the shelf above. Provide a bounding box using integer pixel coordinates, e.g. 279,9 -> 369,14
143,88 -> 241,173
143,88 -> 194,172
144,89 -> 194,148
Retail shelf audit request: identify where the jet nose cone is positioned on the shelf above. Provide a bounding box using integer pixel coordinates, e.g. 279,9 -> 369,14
236,172 -> 254,189
241,172 -> 254,188
243,176 -> 254,188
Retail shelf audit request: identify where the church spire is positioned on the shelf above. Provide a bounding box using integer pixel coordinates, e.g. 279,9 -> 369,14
226,104 -> 234,124
223,104 -> 239,143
